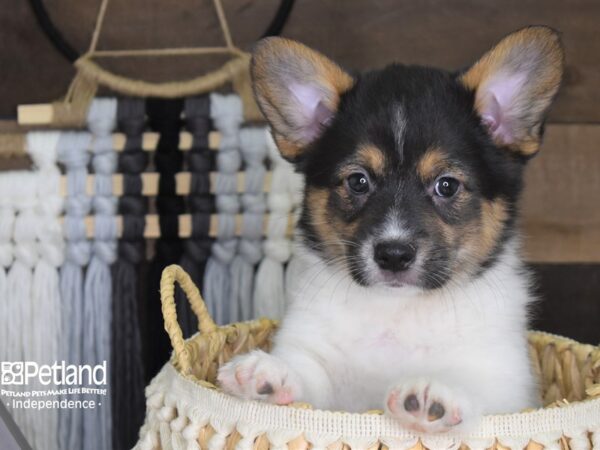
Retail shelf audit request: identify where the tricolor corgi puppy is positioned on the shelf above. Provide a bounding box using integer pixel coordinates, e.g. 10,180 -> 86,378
218,26 -> 564,433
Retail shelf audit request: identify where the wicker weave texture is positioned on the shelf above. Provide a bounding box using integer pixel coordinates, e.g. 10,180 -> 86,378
134,265 -> 600,450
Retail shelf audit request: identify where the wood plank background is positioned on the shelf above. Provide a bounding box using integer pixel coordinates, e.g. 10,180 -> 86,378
2,0 -> 600,121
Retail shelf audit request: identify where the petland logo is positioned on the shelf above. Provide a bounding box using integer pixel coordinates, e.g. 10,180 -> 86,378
1,361 -> 107,386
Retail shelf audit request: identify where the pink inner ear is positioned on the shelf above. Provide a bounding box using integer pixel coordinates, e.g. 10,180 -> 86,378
479,72 -> 527,145
289,83 -> 334,143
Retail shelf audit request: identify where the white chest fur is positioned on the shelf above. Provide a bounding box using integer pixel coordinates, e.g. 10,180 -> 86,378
272,241 -> 537,412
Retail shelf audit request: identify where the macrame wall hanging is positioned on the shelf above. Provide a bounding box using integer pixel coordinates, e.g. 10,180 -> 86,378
0,1 -> 298,449
21,0 -> 269,127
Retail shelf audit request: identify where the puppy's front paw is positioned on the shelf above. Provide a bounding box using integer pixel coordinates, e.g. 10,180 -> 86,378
217,350 -> 301,405
386,379 -> 475,433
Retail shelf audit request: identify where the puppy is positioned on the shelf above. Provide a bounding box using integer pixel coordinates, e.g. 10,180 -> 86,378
218,26 -> 564,433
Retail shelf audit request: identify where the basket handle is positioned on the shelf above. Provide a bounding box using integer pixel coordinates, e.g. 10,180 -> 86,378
160,264 -> 217,373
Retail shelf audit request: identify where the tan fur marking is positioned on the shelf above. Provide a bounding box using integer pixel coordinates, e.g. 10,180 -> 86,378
462,199 -> 509,267
305,187 -> 343,258
437,216 -> 459,247
252,38 -> 354,160
417,148 -> 447,181
460,28 -> 562,93
356,145 -> 386,175
306,186 -> 359,258
460,27 -> 563,155
273,133 -> 303,161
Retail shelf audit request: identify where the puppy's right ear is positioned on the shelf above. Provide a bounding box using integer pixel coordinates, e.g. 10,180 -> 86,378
251,37 -> 354,161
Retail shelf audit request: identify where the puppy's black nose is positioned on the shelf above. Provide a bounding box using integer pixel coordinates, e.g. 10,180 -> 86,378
374,241 -> 416,272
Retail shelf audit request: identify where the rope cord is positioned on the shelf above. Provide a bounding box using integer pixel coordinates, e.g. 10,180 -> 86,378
85,0 -> 241,58
28,0 -> 295,63
88,0 -> 110,54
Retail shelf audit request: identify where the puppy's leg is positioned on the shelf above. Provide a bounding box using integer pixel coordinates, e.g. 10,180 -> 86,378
217,350 -> 302,405
385,378 -> 481,433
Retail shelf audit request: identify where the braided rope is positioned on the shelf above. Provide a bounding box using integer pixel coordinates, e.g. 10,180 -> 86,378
160,265 -> 217,375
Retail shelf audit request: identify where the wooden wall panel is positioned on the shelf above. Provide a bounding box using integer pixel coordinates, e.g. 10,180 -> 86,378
2,0 -> 600,121
521,125 -> 600,262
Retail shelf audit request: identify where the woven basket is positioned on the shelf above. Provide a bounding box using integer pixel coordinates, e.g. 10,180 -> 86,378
134,265 -> 600,450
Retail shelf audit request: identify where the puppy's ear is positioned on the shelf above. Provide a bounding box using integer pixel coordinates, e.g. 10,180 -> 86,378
251,37 -> 354,161
460,26 -> 564,155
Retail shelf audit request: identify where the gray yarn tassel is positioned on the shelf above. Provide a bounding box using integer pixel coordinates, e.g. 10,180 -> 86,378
83,98 -> 118,450
203,93 -> 243,325
230,128 -> 268,321
58,131 -> 92,450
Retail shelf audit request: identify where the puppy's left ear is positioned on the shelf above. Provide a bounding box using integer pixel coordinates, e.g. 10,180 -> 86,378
251,37 -> 354,162
460,26 -> 564,155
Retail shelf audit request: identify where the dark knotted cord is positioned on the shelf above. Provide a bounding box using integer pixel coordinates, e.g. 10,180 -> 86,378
111,98 -> 147,450
177,96 -> 213,337
144,98 -> 184,380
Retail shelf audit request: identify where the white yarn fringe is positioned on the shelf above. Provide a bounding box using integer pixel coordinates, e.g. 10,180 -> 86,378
4,170 -> 39,447
26,131 -> 64,450
253,131 -> 302,319
134,363 -> 600,450
230,127 -> 268,321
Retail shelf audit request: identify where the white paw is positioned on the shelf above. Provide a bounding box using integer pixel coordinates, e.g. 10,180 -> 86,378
385,379 -> 476,433
217,350 -> 301,405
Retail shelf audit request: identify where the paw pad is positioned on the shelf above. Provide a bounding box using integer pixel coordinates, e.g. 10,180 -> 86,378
404,394 -> 420,412
257,382 -> 274,396
427,402 -> 445,421
386,380 -> 470,433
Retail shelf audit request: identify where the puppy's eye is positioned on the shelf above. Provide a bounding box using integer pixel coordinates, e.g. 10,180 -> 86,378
346,172 -> 370,195
434,177 -> 460,197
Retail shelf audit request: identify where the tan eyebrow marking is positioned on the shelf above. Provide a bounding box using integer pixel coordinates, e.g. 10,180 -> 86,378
356,144 -> 386,176
417,147 -> 448,181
